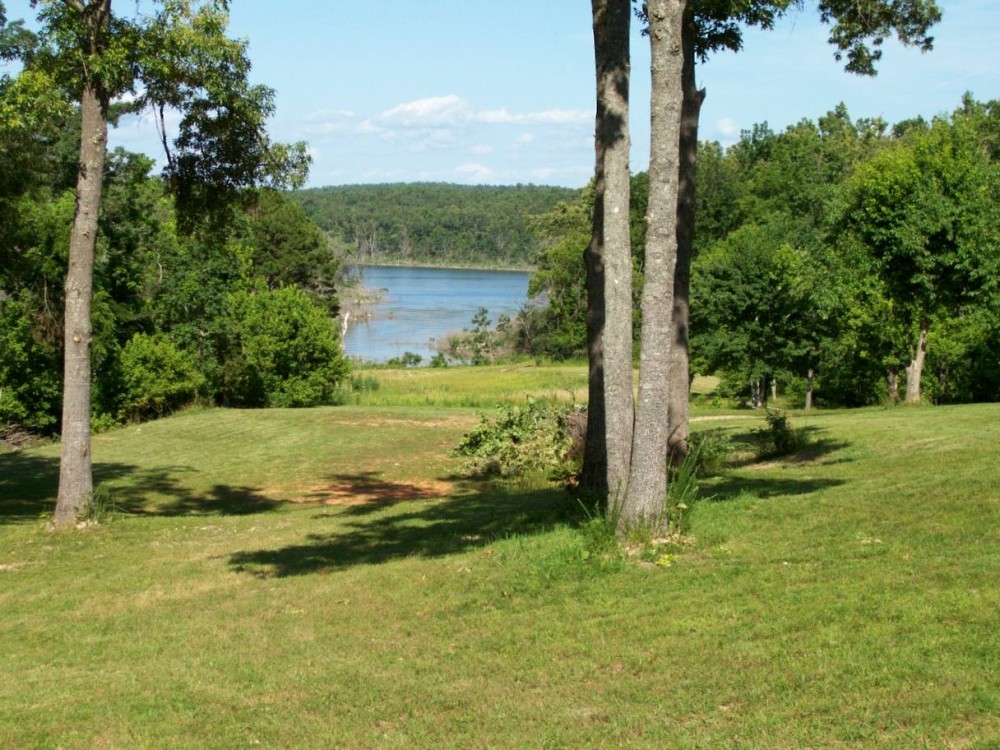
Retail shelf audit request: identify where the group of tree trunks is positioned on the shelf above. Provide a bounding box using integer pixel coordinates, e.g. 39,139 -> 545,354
583,0 -> 941,534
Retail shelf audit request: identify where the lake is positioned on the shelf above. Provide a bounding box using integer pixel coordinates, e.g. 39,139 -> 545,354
342,265 -> 532,363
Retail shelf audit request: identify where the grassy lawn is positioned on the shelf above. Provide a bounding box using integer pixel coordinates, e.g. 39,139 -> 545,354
1,368 -> 997,748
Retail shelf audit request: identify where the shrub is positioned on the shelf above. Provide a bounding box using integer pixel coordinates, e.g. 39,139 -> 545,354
223,286 -> 349,407
119,333 -> 205,421
754,410 -> 810,459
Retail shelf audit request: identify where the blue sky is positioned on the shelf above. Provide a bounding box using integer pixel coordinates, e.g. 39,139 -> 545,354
4,1 -> 999,188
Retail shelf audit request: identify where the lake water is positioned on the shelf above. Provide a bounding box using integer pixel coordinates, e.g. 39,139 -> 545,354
342,265 -> 532,363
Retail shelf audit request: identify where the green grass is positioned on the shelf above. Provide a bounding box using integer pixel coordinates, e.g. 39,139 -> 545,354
1,381 -> 997,748
347,360 -> 719,408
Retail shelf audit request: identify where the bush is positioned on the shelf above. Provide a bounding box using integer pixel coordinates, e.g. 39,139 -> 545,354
223,287 -> 349,407
452,399 -> 573,479
119,333 -> 205,421
754,410 -> 809,459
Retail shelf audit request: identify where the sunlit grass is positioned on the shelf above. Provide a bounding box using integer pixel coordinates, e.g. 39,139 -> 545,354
347,360 -> 720,408
0,381 -> 997,748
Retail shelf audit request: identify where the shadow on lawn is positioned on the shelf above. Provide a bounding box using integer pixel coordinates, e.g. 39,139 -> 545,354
0,451 -> 279,522
703,428 -> 853,501
229,477 -> 574,578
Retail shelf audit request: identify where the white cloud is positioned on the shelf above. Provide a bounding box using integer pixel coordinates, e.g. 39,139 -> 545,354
299,109 -> 357,136
714,117 -> 742,144
366,95 -> 590,131
516,133 -> 535,144
476,106 -> 590,125
378,94 -> 469,126
455,162 -> 495,183
469,144 -> 494,155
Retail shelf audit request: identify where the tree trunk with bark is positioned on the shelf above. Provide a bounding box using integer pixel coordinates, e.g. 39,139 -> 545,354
621,0 -> 686,530
580,3 -> 611,496
805,367 -> 815,410
581,181 -> 608,495
667,6 -> 704,460
53,0 -> 111,529
905,323 -> 928,404
586,0 -> 634,510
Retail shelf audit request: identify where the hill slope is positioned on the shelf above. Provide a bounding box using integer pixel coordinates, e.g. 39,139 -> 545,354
292,182 -> 579,268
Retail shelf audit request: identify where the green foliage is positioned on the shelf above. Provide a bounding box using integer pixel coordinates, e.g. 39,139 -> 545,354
754,410 -> 810,460
518,174 -> 647,360
240,189 -> 339,310
349,374 -> 380,393
576,503 -> 626,564
663,445 -> 702,535
386,351 -> 423,368
686,429 -> 732,476
452,399 -> 574,479
293,183 -> 578,268
222,286 -> 349,408
81,483 -> 120,525
0,293 -> 61,432
118,333 -> 205,421
441,306 -> 513,365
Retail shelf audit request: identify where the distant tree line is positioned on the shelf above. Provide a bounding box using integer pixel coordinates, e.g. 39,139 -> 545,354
515,97 -> 1000,407
291,183 -> 580,268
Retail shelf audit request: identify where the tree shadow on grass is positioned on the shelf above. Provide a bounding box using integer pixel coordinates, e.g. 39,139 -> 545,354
701,427 -> 853,501
229,476 -> 575,578
0,451 -> 279,523
701,473 -> 848,502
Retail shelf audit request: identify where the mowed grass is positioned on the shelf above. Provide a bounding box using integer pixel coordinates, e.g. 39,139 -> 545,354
0,370 -> 997,749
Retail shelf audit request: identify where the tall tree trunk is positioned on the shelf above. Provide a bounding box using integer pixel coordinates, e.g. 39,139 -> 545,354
581,170 -> 608,495
580,3 -> 611,496
586,0 -> 634,510
905,322 -> 928,404
622,0 -> 685,530
805,367 -> 814,410
667,6 -> 704,460
53,1 -> 110,528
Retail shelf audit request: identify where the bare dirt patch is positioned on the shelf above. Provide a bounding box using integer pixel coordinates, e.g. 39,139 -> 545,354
279,478 -> 456,506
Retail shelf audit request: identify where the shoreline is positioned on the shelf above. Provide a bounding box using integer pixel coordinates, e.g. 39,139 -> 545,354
345,259 -> 536,273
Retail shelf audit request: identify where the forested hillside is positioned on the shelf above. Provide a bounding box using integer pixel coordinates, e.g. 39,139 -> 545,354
292,183 -> 580,268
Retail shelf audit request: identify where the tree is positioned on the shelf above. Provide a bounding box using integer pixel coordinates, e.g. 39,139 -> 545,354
583,0 -> 634,501
243,189 -> 339,311
839,110 -> 1000,403
13,0 -> 308,527
621,0 -> 686,526
663,0 -> 941,452
691,220 -> 823,405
